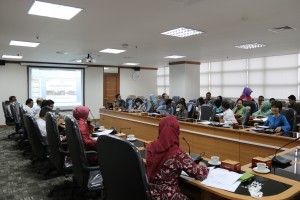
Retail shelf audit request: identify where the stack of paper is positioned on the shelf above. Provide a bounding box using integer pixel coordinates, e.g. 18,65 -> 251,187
201,168 -> 242,192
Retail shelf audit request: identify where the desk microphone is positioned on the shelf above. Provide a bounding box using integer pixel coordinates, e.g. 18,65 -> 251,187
120,127 -> 131,134
182,137 -> 203,164
272,134 -> 300,165
182,137 -> 191,155
89,110 -> 99,129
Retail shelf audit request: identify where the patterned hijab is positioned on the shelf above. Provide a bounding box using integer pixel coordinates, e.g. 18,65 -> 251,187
146,116 -> 180,181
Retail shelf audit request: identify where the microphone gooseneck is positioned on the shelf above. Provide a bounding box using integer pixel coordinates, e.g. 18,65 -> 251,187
182,137 -> 191,155
89,110 -> 98,128
272,135 -> 300,165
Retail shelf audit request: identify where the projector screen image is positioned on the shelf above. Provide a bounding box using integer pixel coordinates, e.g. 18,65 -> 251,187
28,67 -> 84,110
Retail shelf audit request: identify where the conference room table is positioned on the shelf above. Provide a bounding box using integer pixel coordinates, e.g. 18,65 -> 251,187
99,109 -> 300,165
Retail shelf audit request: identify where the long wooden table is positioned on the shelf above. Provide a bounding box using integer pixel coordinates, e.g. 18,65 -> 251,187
99,109 -> 300,165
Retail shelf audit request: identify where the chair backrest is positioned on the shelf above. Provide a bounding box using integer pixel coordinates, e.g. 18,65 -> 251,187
281,108 -> 297,132
149,94 -> 158,110
19,105 -> 27,137
126,98 -> 134,110
10,102 -> 21,124
23,114 -> 48,159
241,106 -> 251,125
200,104 -> 214,121
46,112 -> 65,172
97,135 -> 152,200
65,115 -> 90,188
172,96 -> 180,106
2,101 -> 15,126
144,99 -> 153,113
242,101 -> 258,115
208,99 -> 215,106
186,102 -> 195,118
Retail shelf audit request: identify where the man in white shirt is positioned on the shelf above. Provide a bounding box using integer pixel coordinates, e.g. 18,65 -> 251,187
36,107 -> 51,144
24,98 -> 34,114
33,98 -> 43,118
220,100 -> 237,125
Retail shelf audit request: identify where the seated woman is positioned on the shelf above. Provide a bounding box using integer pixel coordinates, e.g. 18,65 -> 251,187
263,101 -> 290,133
175,100 -> 188,118
232,98 -> 246,117
72,106 -> 96,150
240,87 -> 253,102
146,116 -> 209,200
214,99 -> 222,114
130,98 -> 146,112
252,101 -> 272,117
220,100 -> 238,124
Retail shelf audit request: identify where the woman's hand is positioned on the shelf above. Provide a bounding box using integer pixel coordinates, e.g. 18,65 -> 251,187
275,127 -> 282,132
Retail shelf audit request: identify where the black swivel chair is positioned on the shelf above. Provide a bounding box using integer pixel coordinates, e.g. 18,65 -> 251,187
242,101 -> 258,115
186,102 -> 196,118
10,102 -> 24,138
199,104 -> 215,121
241,106 -> 251,126
281,108 -> 297,132
97,134 -> 152,200
2,101 -> 15,126
45,112 -> 72,197
64,115 -> 104,199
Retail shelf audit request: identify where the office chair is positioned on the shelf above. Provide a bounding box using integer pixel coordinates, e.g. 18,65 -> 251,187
241,106 -> 251,125
186,102 -> 196,118
281,108 -> 297,132
172,96 -> 180,106
45,112 -> 72,197
199,104 -> 215,121
242,101 -> 258,115
97,135 -> 152,200
125,98 -> 134,110
64,115 -> 104,199
149,94 -> 158,111
2,101 -> 15,126
23,113 -> 54,177
9,102 -> 25,139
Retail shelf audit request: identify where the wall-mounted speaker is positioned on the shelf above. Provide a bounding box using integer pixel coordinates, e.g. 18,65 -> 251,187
0,60 -> 5,65
133,67 -> 140,71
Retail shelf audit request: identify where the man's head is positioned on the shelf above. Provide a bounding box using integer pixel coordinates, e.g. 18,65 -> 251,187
25,98 -> 34,108
288,95 -> 296,105
39,107 -> 52,120
162,93 -> 169,100
41,99 -> 55,110
9,96 -> 17,102
36,98 -> 43,106
206,92 -> 211,100
165,99 -> 172,108
258,96 -> 264,105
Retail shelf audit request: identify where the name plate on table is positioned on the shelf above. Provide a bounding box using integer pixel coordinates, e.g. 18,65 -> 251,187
221,159 -> 241,173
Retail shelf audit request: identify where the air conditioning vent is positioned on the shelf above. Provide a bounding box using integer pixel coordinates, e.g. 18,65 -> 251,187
268,26 -> 295,33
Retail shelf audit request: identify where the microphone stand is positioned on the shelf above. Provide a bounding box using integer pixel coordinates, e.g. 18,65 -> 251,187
89,110 -> 99,129
272,134 -> 300,166
182,137 -> 191,155
182,137 -> 203,164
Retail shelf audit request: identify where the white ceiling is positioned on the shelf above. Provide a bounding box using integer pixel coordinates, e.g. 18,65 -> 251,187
0,0 -> 300,68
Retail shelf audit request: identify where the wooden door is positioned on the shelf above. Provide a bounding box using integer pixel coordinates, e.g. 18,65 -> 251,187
103,73 -> 120,108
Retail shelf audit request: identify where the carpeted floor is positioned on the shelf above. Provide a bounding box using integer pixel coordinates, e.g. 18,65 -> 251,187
0,127 -> 101,200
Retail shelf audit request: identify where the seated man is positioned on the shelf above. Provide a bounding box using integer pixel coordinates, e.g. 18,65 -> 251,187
36,107 -> 52,144
156,99 -> 174,115
175,100 -> 188,118
258,96 -> 264,110
113,94 -> 126,109
220,100 -> 237,125
24,98 -> 34,115
159,93 -> 169,106
204,92 -> 211,104
130,98 -> 146,112
288,95 -> 300,115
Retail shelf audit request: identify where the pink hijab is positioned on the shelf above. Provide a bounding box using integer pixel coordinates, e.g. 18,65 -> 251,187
146,116 -> 181,181
72,106 -> 90,133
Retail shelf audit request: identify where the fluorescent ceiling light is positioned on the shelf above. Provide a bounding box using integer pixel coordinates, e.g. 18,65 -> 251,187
99,48 -> 126,54
235,43 -> 266,49
2,55 -> 23,59
164,55 -> 186,59
161,27 -> 203,38
123,63 -> 140,66
28,1 -> 82,20
10,40 -> 40,47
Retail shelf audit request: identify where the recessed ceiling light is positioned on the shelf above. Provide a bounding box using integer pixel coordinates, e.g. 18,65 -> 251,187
164,55 -> 186,59
99,48 -> 126,54
123,63 -> 140,66
161,27 -> 203,38
28,1 -> 82,20
235,43 -> 266,49
2,55 -> 23,59
10,40 -> 40,47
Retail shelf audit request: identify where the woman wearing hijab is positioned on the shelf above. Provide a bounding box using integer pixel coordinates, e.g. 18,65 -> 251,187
240,87 -> 253,102
146,116 -> 209,200
252,101 -> 272,117
72,106 -> 96,150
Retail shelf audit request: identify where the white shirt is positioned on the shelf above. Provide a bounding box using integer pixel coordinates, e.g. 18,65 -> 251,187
36,118 -> 47,137
223,109 -> 237,124
32,104 -> 41,118
24,105 -> 34,115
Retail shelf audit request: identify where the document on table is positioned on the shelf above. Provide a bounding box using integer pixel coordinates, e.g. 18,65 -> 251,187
201,168 -> 242,192
93,129 -> 114,136
253,117 -> 268,122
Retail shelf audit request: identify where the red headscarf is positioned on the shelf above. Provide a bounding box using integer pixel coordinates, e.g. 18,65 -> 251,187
72,106 -> 93,134
146,116 -> 181,181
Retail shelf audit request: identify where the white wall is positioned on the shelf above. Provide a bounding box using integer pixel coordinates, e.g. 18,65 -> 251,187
120,68 -> 157,99
170,64 -> 185,97
0,63 -> 104,125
